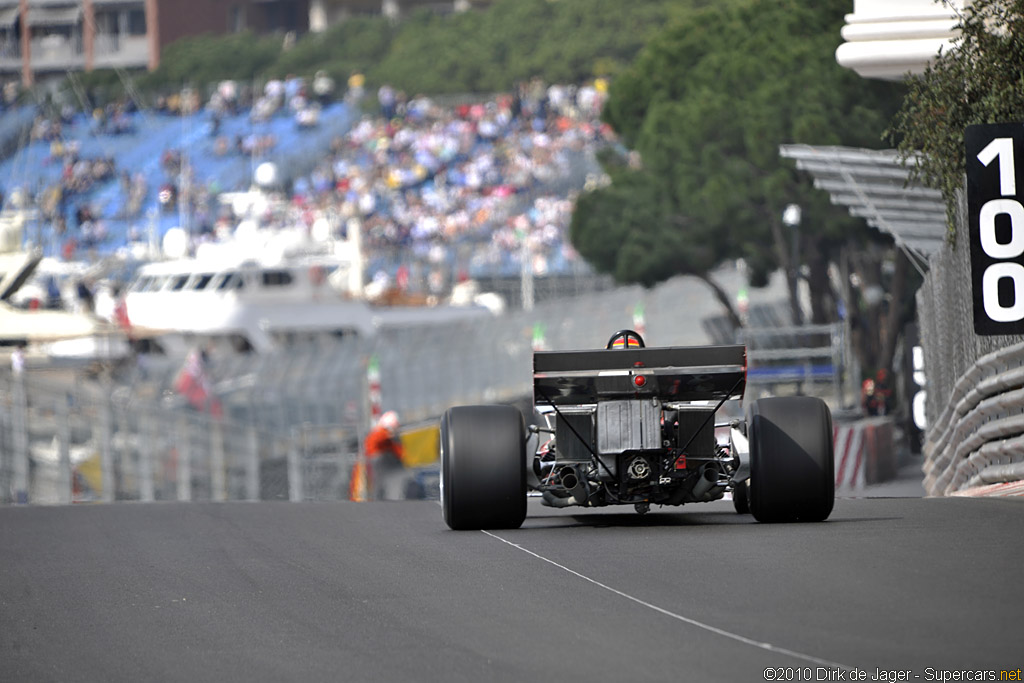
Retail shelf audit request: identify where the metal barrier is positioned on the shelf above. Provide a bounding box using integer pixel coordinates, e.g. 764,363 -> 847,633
738,323 -> 854,407
0,372 -> 362,505
922,340 -> 1024,495
2,268 -> 778,505
833,417 -> 896,494
0,369 -> 366,505
10,193 -> 1018,502
917,190 -> 1024,495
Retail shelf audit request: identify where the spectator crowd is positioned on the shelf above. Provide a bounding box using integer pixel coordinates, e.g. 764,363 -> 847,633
3,72 -> 616,296
229,75 -> 615,293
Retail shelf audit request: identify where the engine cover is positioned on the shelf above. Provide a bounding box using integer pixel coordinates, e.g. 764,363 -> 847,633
596,399 -> 661,453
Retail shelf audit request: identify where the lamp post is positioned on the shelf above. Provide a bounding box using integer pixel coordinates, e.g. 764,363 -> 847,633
782,203 -> 802,325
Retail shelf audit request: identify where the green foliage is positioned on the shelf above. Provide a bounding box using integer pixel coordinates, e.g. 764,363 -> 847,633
887,0 -> 1024,236
63,68 -> 140,109
139,32 -> 282,89
370,0 -> 681,93
575,0 -> 905,289
116,0 -> 688,97
268,16 -> 396,83
571,164 -> 720,287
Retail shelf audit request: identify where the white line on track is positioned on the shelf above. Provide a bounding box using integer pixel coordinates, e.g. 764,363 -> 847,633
482,529 -> 858,672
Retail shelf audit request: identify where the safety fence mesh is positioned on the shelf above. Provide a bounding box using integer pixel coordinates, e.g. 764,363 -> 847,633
2,267 -> 775,504
916,189 -> 1024,492
916,191 -> 1024,428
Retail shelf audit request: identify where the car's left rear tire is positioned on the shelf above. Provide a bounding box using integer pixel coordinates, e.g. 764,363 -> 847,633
441,405 -> 527,530
732,479 -> 750,514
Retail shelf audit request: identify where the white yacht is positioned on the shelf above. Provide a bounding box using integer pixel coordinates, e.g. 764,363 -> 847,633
123,224 -> 499,355
0,214 -> 129,363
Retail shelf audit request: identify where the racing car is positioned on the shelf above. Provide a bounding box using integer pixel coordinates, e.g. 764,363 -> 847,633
441,329 -> 834,529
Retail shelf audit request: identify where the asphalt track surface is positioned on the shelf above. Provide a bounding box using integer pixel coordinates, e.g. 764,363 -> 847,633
2,496 -> 1022,682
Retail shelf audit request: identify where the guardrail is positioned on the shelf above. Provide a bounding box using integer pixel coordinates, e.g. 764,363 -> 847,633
1,267 -> 791,505
923,340 -> 1024,495
834,417 -> 897,494
0,373 -> 364,505
738,323 -> 855,407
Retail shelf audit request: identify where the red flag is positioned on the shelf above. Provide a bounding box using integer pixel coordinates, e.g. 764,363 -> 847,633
113,298 -> 132,338
174,351 -> 223,417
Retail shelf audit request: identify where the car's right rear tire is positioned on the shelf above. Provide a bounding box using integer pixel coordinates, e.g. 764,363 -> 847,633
441,405 -> 527,530
747,396 -> 834,523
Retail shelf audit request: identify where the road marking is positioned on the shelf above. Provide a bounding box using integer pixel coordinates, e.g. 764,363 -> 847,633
482,529 -> 858,672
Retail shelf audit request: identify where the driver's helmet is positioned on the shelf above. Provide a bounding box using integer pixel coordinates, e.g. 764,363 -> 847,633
610,336 -> 642,349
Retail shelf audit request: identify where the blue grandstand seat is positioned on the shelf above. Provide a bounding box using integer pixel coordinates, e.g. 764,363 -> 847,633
0,102 -> 354,258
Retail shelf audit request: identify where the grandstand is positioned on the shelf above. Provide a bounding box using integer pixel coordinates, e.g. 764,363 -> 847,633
0,101 -> 356,259
0,81 -> 608,298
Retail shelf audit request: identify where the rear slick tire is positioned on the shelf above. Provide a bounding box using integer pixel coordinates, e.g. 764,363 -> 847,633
747,396 -> 834,523
732,479 -> 750,514
441,405 -> 527,530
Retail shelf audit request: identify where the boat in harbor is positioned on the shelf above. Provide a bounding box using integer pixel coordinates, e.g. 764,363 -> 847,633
0,212 -> 130,365
122,214 -> 502,356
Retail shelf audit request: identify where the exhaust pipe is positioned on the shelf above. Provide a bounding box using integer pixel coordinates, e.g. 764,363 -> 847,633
700,483 -> 726,502
691,465 -> 721,500
540,467 -> 591,508
559,468 -> 590,506
542,490 -> 575,507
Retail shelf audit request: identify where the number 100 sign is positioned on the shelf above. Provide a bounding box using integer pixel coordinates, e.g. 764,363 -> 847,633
966,123 -> 1024,335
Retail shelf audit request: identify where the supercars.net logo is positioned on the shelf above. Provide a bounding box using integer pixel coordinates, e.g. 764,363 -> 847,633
762,667 -> 1022,681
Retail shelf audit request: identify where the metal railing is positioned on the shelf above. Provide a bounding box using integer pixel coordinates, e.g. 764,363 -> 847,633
0,371 -> 362,505
917,190 -> 1024,494
11,195 -> 1019,501
1,268 -> 773,505
922,340 -> 1024,495
738,322 -> 854,407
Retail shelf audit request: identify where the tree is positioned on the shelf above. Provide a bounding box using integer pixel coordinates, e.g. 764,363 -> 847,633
140,32 -> 282,90
888,0 -> 1024,235
267,16 -> 396,85
574,150 -> 749,328
571,0 -> 906,355
371,0 -> 682,94
70,1 -> 683,103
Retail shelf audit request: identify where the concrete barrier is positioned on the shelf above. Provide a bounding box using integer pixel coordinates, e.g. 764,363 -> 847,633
834,417 -> 897,495
923,341 -> 1024,496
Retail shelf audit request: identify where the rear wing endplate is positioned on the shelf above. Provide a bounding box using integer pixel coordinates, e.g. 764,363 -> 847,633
534,345 -> 746,405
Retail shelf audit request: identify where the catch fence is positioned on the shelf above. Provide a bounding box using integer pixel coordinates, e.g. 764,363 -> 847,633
2,269 -> 762,504
916,190 -> 1024,494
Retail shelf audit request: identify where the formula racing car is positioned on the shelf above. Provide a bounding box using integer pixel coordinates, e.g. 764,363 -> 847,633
441,330 -> 834,529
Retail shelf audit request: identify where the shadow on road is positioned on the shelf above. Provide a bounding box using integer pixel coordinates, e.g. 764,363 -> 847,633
511,508 -> 903,530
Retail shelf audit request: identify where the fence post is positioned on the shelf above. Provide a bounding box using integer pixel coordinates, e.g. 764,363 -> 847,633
12,377 -> 29,504
288,426 -> 303,502
100,393 -> 114,503
246,424 -> 260,501
139,411 -> 155,503
210,418 -> 226,502
177,414 -> 192,502
0,378 -> 9,503
57,395 -> 72,505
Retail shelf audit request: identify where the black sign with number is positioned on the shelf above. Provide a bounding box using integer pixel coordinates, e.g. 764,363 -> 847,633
966,123 -> 1024,335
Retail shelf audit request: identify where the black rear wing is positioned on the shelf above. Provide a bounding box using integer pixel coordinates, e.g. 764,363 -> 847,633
534,345 -> 746,406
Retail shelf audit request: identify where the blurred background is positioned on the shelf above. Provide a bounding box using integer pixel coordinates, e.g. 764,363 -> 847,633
0,0 -> 1020,504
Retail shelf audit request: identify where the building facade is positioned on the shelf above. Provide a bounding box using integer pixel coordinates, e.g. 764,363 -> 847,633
0,0 -> 310,85
0,0 -> 494,85
835,0 -> 967,80
308,0 -> 490,31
